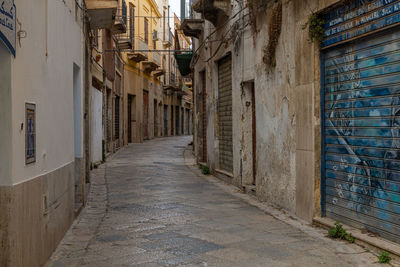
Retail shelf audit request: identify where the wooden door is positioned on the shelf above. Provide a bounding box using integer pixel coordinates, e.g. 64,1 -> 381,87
143,91 -> 149,140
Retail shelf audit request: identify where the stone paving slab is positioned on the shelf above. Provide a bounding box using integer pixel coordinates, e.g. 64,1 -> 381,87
46,136 -> 395,267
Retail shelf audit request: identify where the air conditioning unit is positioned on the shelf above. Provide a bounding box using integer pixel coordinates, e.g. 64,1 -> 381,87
152,30 -> 159,41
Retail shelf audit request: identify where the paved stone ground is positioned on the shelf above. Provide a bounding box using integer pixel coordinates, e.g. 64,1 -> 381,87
46,136 -> 388,267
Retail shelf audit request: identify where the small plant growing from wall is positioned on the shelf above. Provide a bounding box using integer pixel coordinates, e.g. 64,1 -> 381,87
200,165 -> 210,175
328,222 -> 355,243
248,0 -> 268,35
302,12 -> 325,46
263,1 -> 282,70
378,252 -> 391,264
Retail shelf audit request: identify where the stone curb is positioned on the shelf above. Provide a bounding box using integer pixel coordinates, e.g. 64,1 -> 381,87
314,217 -> 400,262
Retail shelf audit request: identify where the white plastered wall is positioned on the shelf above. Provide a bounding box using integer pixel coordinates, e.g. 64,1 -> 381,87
9,0 -> 83,185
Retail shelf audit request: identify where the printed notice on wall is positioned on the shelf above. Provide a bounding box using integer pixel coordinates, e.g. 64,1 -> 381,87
26,103 -> 36,165
0,0 -> 16,57
323,0 -> 400,47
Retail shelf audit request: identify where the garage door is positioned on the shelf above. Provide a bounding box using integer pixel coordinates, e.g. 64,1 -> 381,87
323,29 -> 400,242
218,55 -> 233,173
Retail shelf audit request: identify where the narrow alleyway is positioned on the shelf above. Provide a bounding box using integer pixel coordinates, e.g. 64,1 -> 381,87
47,137 -> 380,267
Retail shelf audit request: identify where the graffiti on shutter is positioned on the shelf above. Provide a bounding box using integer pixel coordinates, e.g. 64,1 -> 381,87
323,29 -> 400,243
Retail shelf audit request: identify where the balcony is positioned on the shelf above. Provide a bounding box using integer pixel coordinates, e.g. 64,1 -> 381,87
170,74 -> 176,86
140,40 -> 160,73
181,19 -> 204,39
181,8 -> 203,39
163,72 -> 178,90
153,69 -> 165,77
151,51 -> 164,77
112,0 -> 127,34
162,31 -> 173,48
127,39 -> 148,62
174,51 -> 193,77
86,0 -> 118,29
152,52 -> 161,66
115,33 -> 132,50
142,61 -> 159,73
192,0 -> 230,26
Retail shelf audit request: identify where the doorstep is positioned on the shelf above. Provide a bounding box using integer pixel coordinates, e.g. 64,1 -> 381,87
314,217 -> 400,260
214,169 -> 234,185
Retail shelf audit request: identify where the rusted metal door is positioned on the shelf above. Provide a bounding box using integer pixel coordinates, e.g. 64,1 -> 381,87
323,30 -> 400,242
181,107 -> 184,135
176,106 -> 180,135
218,55 -> 233,173
154,100 -> 158,137
143,90 -> 149,140
164,105 -> 168,136
171,105 -> 174,135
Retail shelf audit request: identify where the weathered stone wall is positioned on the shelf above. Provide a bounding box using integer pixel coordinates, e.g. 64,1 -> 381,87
193,0 -> 342,221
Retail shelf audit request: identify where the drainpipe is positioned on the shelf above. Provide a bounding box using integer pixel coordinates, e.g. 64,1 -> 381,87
168,5 -> 171,87
168,4 -> 171,135
181,0 -> 185,22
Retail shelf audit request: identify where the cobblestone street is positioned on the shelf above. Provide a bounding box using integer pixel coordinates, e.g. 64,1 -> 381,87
47,137 -> 382,267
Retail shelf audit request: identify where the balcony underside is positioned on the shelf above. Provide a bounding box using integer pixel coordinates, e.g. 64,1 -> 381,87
116,38 -> 132,50
192,0 -> 230,26
86,0 -> 118,29
163,85 -> 175,91
176,90 -> 187,96
162,40 -> 173,48
142,61 -> 159,73
181,19 -> 204,39
153,69 -> 165,77
127,52 -> 148,62
112,19 -> 127,34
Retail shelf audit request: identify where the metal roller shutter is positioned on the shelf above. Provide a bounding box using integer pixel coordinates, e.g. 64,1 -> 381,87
323,30 -> 400,242
218,55 -> 233,173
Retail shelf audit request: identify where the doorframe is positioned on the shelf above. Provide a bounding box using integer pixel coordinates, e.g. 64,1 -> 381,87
143,90 -> 149,140
201,70 -> 207,163
251,82 -> 256,185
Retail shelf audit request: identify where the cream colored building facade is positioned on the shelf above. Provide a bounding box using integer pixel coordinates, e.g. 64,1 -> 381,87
121,0 -> 193,144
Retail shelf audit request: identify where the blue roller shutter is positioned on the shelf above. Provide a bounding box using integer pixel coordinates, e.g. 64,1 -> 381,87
323,29 -> 400,243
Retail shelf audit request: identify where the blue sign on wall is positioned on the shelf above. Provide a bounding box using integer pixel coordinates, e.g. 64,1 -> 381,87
0,0 -> 16,57
323,0 -> 400,48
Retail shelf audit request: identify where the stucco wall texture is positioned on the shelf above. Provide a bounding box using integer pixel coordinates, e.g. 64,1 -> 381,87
0,163 -> 75,267
193,0 -> 339,222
